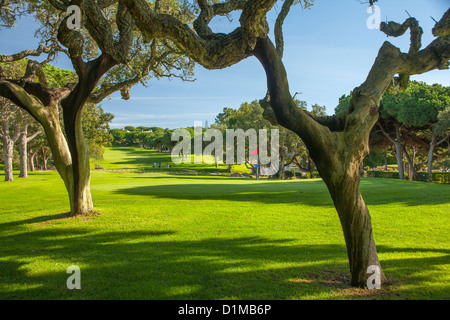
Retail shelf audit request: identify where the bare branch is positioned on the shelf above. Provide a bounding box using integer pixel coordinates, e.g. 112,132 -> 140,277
26,129 -> 43,142
0,44 -> 56,63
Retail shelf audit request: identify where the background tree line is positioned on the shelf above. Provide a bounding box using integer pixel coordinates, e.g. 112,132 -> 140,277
110,99 -> 327,179
109,81 -> 449,182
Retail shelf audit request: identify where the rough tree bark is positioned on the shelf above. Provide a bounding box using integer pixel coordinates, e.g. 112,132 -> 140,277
18,129 -> 28,177
28,151 -> 36,172
253,37 -> 389,286
0,120 -> 20,181
2,137 -> 15,181
59,54 -> 116,215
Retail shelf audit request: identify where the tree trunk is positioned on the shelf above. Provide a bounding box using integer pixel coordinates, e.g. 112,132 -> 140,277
277,151 -> 286,179
18,130 -> 28,178
62,105 -> 93,216
322,161 -> 386,287
403,145 -> 418,181
59,53 -> 116,215
394,141 -> 404,179
2,138 -> 14,181
427,132 -> 436,177
1,121 -> 19,182
379,123 -> 405,179
29,151 -> 36,172
384,152 -> 388,171
36,108 -> 76,215
42,148 -> 49,171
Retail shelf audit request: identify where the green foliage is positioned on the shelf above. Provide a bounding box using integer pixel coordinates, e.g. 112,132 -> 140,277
41,64 -> 77,88
112,126 -> 176,151
363,151 -> 396,168
366,171 -> 406,180
310,103 -> 327,117
0,59 -> 77,88
381,82 -> 450,127
334,82 -> 449,127
433,106 -> 450,137
81,104 -> 114,160
284,170 -> 295,179
430,172 -> 450,184
334,94 -> 352,115
214,100 -> 320,172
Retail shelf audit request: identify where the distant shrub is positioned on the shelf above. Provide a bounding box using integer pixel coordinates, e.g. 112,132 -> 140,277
311,171 -> 321,178
431,172 -> 450,184
284,170 -> 295,179
366,171 -> 449,184
366,171 -> 404,179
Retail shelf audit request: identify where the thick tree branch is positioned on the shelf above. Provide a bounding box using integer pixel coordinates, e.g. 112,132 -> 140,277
26,128 -> 43,142
380,17 -> 423,54
252,37 -> 333,162
194,0 -> 247,40
274,0 -> 294,58
432,8 -> 450,37
122,0 -> 276,69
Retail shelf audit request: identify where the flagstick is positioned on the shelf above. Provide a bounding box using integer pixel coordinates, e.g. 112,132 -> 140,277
256,153 -> 259,181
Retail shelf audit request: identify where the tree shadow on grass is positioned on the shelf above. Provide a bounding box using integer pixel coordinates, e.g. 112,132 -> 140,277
0,226 -> 448,300
112,178 -> 449,207
0,212 -> 71,232
113,182 -> 334,207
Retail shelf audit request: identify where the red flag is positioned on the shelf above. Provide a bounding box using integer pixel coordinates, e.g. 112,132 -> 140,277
251,148 -> 258,155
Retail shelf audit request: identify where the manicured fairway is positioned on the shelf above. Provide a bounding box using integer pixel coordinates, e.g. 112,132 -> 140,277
92,147 -> 251,174
0,151 -> 449,299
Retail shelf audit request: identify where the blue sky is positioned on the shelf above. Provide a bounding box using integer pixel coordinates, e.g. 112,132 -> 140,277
0,0 -> 449,129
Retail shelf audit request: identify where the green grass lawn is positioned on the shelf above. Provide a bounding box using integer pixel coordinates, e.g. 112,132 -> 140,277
92,147 -> 251,174
0,147 -> 449,300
